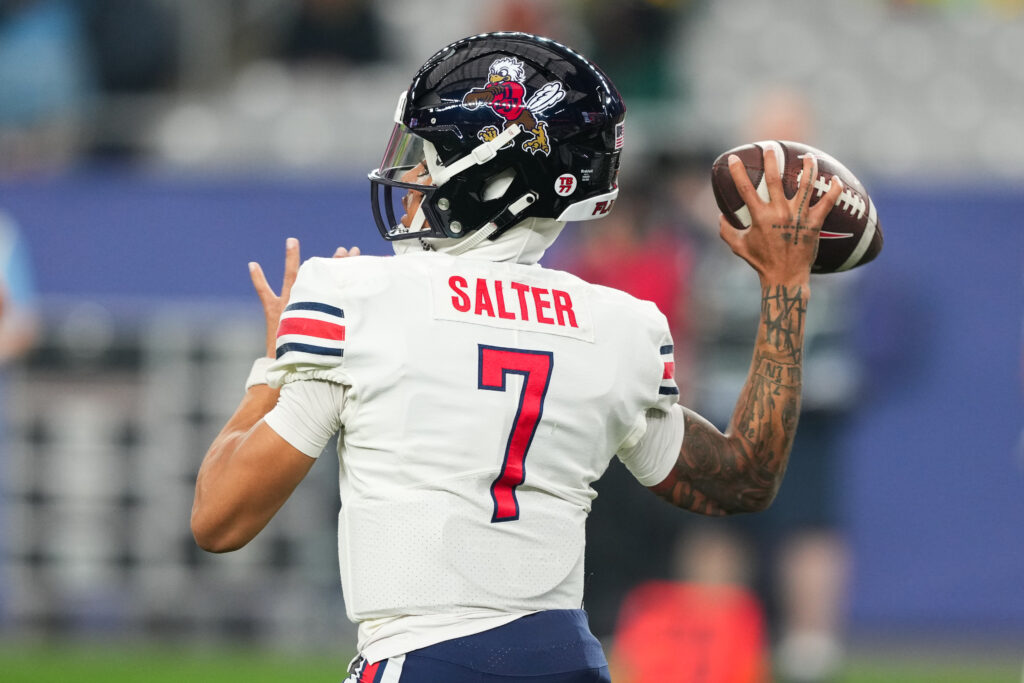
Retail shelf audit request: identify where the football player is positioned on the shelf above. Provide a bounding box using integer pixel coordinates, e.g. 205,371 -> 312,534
191,32 -> 843,682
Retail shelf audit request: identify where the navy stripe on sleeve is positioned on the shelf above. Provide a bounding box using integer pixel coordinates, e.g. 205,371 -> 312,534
284,301 -> 344,317
658,386 -> 680,396
276,342 -> 345,359
659,344 -> 673,355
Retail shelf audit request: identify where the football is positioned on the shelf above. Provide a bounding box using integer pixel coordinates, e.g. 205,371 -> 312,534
710,140 -> 883,274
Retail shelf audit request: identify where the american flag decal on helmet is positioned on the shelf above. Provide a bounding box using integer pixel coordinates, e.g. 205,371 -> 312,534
276,301 -> 345,359
659,344 -> 678,396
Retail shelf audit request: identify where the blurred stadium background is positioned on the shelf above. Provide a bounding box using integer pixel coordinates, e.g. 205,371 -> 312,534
1,0 -> 1022,681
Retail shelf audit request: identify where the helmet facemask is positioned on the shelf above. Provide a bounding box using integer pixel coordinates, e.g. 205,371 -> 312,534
369,123 -> 445,240
369,104 -> 535,241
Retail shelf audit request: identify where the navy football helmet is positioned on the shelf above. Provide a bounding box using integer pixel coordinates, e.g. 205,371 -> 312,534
369,32 -> 626,242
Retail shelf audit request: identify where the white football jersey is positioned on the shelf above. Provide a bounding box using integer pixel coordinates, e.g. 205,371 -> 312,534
264,251 -> 679,659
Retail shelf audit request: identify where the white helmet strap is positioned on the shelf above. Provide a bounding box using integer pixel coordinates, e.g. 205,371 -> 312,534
446,222 -> 499,255
428,124 -> 523,186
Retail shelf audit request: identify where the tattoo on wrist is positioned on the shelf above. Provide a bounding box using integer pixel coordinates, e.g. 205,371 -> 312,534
761,284 -> 806,362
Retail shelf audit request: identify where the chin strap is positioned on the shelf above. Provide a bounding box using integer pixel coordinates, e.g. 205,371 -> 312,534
446,190 -> 539,255
430,124 -> 523,186
446,222 -> 498,255
397,216 -> 565,264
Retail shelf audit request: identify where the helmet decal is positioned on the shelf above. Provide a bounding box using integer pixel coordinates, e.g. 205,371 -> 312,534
489,56 -> 526,82
461,57 -> 566,157
554,174 -> 577,196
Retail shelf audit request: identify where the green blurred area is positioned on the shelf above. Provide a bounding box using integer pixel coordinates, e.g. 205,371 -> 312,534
0,645 -> 350,683
844,660 -> 1021,683
0,644 -> 1020,683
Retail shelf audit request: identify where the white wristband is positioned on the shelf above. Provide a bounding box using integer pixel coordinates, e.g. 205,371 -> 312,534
245,357 -> 276,390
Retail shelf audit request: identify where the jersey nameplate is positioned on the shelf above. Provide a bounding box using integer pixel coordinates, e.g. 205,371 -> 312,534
431,271 -> 594,341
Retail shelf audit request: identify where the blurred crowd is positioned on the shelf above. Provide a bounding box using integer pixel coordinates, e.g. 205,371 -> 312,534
5,0 -> 1022,177
0,0 -> 393,173
0,0 -> 700,175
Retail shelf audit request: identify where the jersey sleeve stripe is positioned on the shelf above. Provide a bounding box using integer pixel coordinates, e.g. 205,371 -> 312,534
278,317 -> 346,341
662,361 -> 675,380
276,342 -> 345,359
658,344 -> 679,396
285,301 -> 344,317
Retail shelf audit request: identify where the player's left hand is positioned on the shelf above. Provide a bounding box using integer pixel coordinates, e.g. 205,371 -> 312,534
333,246 -> 361,258
249,237 -> 300,359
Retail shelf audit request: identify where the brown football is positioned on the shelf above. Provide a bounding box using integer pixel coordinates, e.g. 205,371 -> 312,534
711,140 -> 883,274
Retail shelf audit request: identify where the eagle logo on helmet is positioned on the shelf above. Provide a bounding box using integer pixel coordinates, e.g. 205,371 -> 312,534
461,56 -> 566,157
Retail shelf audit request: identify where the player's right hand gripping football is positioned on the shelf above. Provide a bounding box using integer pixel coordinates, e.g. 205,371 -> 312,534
719,149 -> 844,284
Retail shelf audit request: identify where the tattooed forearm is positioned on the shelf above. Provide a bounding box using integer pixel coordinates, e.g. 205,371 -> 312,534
755,355 -> 802,388
650,411 -> 780,516
761,283 -> 807,362
650,414 -> 730,515
650,282 -> 809,516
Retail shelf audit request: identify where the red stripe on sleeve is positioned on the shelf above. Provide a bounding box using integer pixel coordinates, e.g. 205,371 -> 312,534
662,361 -> 675,380
277,317 -> 345,341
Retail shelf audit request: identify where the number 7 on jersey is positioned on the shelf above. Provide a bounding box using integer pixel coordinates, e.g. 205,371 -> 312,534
477,345 -> 554,523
